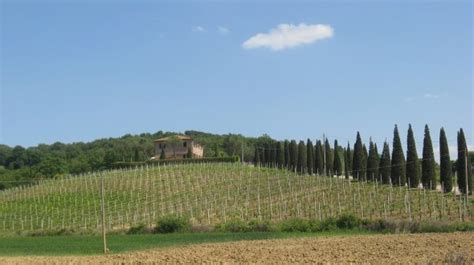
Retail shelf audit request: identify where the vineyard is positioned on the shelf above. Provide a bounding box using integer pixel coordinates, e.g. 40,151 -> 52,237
0,163 -> 472,234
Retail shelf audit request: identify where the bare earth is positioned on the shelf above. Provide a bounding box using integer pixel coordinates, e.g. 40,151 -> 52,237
1,233 -> 473,264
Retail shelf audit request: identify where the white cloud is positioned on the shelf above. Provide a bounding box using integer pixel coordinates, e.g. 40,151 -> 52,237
242,23 -> 333,51
218,26 -> 230,35
424,93 -> 440,99
403,97 -> 414,103
193,26 -> 206,32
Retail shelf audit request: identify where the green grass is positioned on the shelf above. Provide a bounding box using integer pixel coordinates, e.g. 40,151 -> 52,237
0,230 -> 372,256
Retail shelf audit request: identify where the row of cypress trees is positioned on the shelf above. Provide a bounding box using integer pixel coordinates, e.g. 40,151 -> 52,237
253,125 -> 472,194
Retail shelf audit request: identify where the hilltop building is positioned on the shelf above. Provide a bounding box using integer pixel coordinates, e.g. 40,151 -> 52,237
152,135 -> 203,159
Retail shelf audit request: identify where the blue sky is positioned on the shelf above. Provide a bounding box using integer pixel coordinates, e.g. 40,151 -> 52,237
1,1 -> 472,156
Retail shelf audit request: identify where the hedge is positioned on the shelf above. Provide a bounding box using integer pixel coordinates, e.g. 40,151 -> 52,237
111,156 -> 240,169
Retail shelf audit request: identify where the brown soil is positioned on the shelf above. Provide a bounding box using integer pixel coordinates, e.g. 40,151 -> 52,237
1,232 -> 473,264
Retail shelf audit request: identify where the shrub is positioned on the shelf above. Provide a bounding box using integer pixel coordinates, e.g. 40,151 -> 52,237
278,218 -> 311,232
247,219 -> 274,232
320,217 -> 338,231
112,156 -> 240,169
189,224 -> 214,233
363,219 -> 398,233
452,222 -> 474,232
216,219 -> 249,232
336,214 -> 361,230
53,228 -> 76,236
127,224 -> 153,234
419,221 -> 455,233
155,215 -> 190,233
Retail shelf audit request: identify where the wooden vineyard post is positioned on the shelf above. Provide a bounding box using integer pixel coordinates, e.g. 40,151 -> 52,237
257,170 -> 262,220
406,185 -> 412,221
464,151 -> 470,220
458,194 -> 463,222
100,172 -> 108,254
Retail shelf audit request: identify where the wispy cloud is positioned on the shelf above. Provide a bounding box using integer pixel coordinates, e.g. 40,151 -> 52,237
193,26 -> 206,32
242,23 -> 334,51
404,93 -> 441,103
218,26 -> 230,35
424,93 -> 440,99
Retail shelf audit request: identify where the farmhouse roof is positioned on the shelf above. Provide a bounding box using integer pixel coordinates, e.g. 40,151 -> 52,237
154,135 -> 192,142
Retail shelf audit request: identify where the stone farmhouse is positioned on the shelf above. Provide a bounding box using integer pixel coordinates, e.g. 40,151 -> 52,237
152,135 -> 203,159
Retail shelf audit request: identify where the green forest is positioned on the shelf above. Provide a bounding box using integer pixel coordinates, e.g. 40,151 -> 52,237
0,130 -> 273,188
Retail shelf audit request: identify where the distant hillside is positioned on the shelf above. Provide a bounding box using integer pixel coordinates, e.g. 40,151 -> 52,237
0,130 -> 272,189
1,125 -> 470,192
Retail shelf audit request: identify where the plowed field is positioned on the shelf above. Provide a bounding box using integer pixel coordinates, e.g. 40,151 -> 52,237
1,232 -> 472,264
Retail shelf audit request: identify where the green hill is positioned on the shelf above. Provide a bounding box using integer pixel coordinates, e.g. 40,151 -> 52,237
0,163 -> 469,234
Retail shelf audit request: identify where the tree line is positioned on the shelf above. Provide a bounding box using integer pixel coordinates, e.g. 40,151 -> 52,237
0,126 -> 471,194
0,130 -> 265,189
253,125 -> 472,195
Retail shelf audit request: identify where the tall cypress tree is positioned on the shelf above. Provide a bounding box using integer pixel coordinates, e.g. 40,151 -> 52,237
271,141 -> 277,167
306,139 -> 314,175
457,129 -> 472,194
333,140 -> 342,176
325,138 -> 333,176
352,132 -> 364,180
277,141 -> 284,168
253,148 -> 260,166
422,125 -> 436,189
297,141 -> 307,174
361,144 -> 368,181
367,140 -> 380,181
273,141 -> 279,167
344,143 -> 352,179
283,140 -> 290,169
271,141 -> 278,167
268,141 -> 274,167
439,128 -> 452,193
406,124 -> 420,188
374,144 -> 379,178
380,141 -> 391,184
262,143 -> 268,166
289,140 -> 298,172
391,125 -> 406,186
314,140 -> 324,175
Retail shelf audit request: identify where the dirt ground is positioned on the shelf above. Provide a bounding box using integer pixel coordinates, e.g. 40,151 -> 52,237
1,232 -> 473,264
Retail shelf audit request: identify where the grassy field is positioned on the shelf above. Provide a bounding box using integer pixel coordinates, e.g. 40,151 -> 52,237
0,163 -> 471,234
0,230 -> 373,256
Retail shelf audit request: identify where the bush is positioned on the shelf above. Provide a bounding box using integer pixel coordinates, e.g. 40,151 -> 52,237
336,214 -> 361,230
112,156 -> 240,169
419,221 -> 455,233
452,222 -> 474,232
216,219 -> 249,233
127,224 -> 153,234
363,219 -> 398,233
278,218 -> 311,232
248,219 -> 274,232
320,217 -> 338,231
189,224 -> 214,233
155,215 -> 190,233
53,228 -> 76,236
